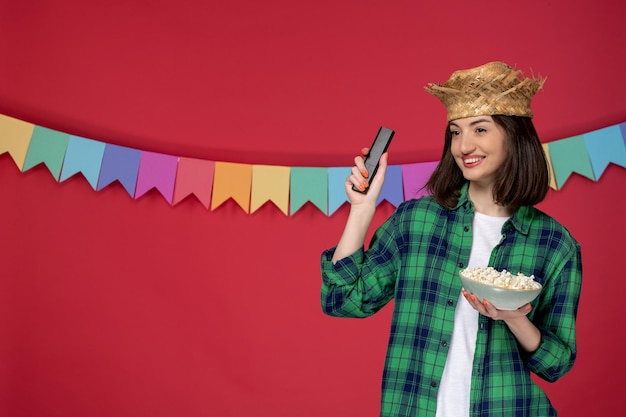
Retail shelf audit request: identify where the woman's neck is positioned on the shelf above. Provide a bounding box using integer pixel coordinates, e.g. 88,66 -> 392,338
468,182 -> 512,217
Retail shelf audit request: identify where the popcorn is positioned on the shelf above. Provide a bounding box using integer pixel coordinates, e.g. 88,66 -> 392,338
459,266 -> 541,290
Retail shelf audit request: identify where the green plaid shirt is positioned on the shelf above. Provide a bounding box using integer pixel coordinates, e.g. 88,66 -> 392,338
321,184 -> 582,417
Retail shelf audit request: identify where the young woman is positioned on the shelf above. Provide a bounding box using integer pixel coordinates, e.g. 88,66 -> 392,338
320,62 -> 582,417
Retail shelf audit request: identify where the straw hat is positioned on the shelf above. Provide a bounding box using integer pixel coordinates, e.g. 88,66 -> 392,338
425,61 -> 545,121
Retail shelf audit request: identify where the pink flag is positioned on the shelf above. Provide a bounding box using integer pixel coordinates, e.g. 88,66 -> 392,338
173,157 -> 215,208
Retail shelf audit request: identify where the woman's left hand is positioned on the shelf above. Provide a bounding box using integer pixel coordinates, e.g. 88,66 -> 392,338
462,289 -> 532,320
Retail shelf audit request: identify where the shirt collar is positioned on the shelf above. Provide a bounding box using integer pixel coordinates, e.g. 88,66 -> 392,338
451,182 -> 534,235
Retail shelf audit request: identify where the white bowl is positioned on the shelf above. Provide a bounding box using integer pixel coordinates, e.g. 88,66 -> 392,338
459,272 -> 542,310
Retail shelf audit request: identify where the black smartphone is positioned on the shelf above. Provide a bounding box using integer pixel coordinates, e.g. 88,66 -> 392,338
352,126 -> 395,193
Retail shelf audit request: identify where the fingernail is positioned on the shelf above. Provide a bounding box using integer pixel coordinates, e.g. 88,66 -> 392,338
358,184 -> 365,191
482,300 -> 488,307
462,290 -> 468,298
362,170 -> 369,178
470,295 -> 476,302
362,181 -> 369,189
361,147 -> 368,155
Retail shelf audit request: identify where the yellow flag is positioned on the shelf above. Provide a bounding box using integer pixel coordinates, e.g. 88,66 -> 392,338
542,143 -> 558,190
251,165 -> 290,215
0,114 -> 35,169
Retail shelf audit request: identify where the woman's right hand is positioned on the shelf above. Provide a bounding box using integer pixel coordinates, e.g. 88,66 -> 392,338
345,147 -> 389,206
331,148 -> 388,263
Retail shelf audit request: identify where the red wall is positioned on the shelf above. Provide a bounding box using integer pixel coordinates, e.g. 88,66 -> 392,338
1,1 -> 625,416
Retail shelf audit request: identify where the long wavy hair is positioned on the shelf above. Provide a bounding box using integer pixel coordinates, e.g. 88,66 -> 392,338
425,115 -> 549,210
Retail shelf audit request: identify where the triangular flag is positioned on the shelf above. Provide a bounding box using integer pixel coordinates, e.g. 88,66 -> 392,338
548,135 -> 595,188
402,161 -> 437,201
377,165 -> 403,207
542,143 -> 558,190
211,162 -> 252,212
173,157 -> 215,209
290,167 -> 328,215
135,151 -> 178,204
327,167 -> 351,216
97,144 -> 142,197
59,136 -> 106,189
250,165 -> 290,215
0,114 -> 34,169
22,126 -> 69,180
583,125 -> 626,178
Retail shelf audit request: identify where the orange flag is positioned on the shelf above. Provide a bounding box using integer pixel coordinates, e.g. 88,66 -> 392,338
211,162 -> 252,212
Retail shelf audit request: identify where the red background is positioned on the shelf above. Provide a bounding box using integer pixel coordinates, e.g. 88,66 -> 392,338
1,1 -> 625,416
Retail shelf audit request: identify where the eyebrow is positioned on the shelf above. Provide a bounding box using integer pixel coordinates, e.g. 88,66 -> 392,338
449,118 -> 493,128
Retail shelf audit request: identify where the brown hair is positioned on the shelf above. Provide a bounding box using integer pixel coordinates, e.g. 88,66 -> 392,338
425,115 -> 549,209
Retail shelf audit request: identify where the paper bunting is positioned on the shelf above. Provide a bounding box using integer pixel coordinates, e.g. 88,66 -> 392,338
542,144 -> 558,190
211,162 -> 252,212
251,165 -> 290,215
22,126 -> 69,180
290,167 -> 328,215
135,152 -> 178,203
60,136 -> 106,189
583,125 -> 626,178
402,161 -> 438,200
0,114 -> 34,169
97,144 -> 142,196
378,165 -> 404,207
327,167 -> 351,216
548,135 -> 596,189
173,158 -> 215,208
0,113 -> 624,216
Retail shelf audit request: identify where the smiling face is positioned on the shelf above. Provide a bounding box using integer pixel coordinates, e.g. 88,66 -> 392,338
448,115 -> 508,187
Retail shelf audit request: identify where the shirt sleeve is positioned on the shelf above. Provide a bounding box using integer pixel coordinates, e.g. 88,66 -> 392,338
320,212 -> 401,318
524,240 -> 582,382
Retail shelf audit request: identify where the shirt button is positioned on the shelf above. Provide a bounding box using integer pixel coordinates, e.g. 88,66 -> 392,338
463,226 -> 469,232
458,262 -> 464,268
430,381 -> 437,388
447,299 -> 454,306
441,341 -> 448,347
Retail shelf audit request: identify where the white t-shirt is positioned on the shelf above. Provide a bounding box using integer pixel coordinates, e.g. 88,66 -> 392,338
435,212 -> 509,417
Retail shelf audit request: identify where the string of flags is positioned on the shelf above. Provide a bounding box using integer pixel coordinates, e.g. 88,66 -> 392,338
0,114 -> 624,216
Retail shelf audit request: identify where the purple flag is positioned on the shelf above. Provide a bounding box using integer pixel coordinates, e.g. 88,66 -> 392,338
97,144 -> 142,196
135,151 -> 179,204
377,165 -> 404,207
402,161 -> 438,201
